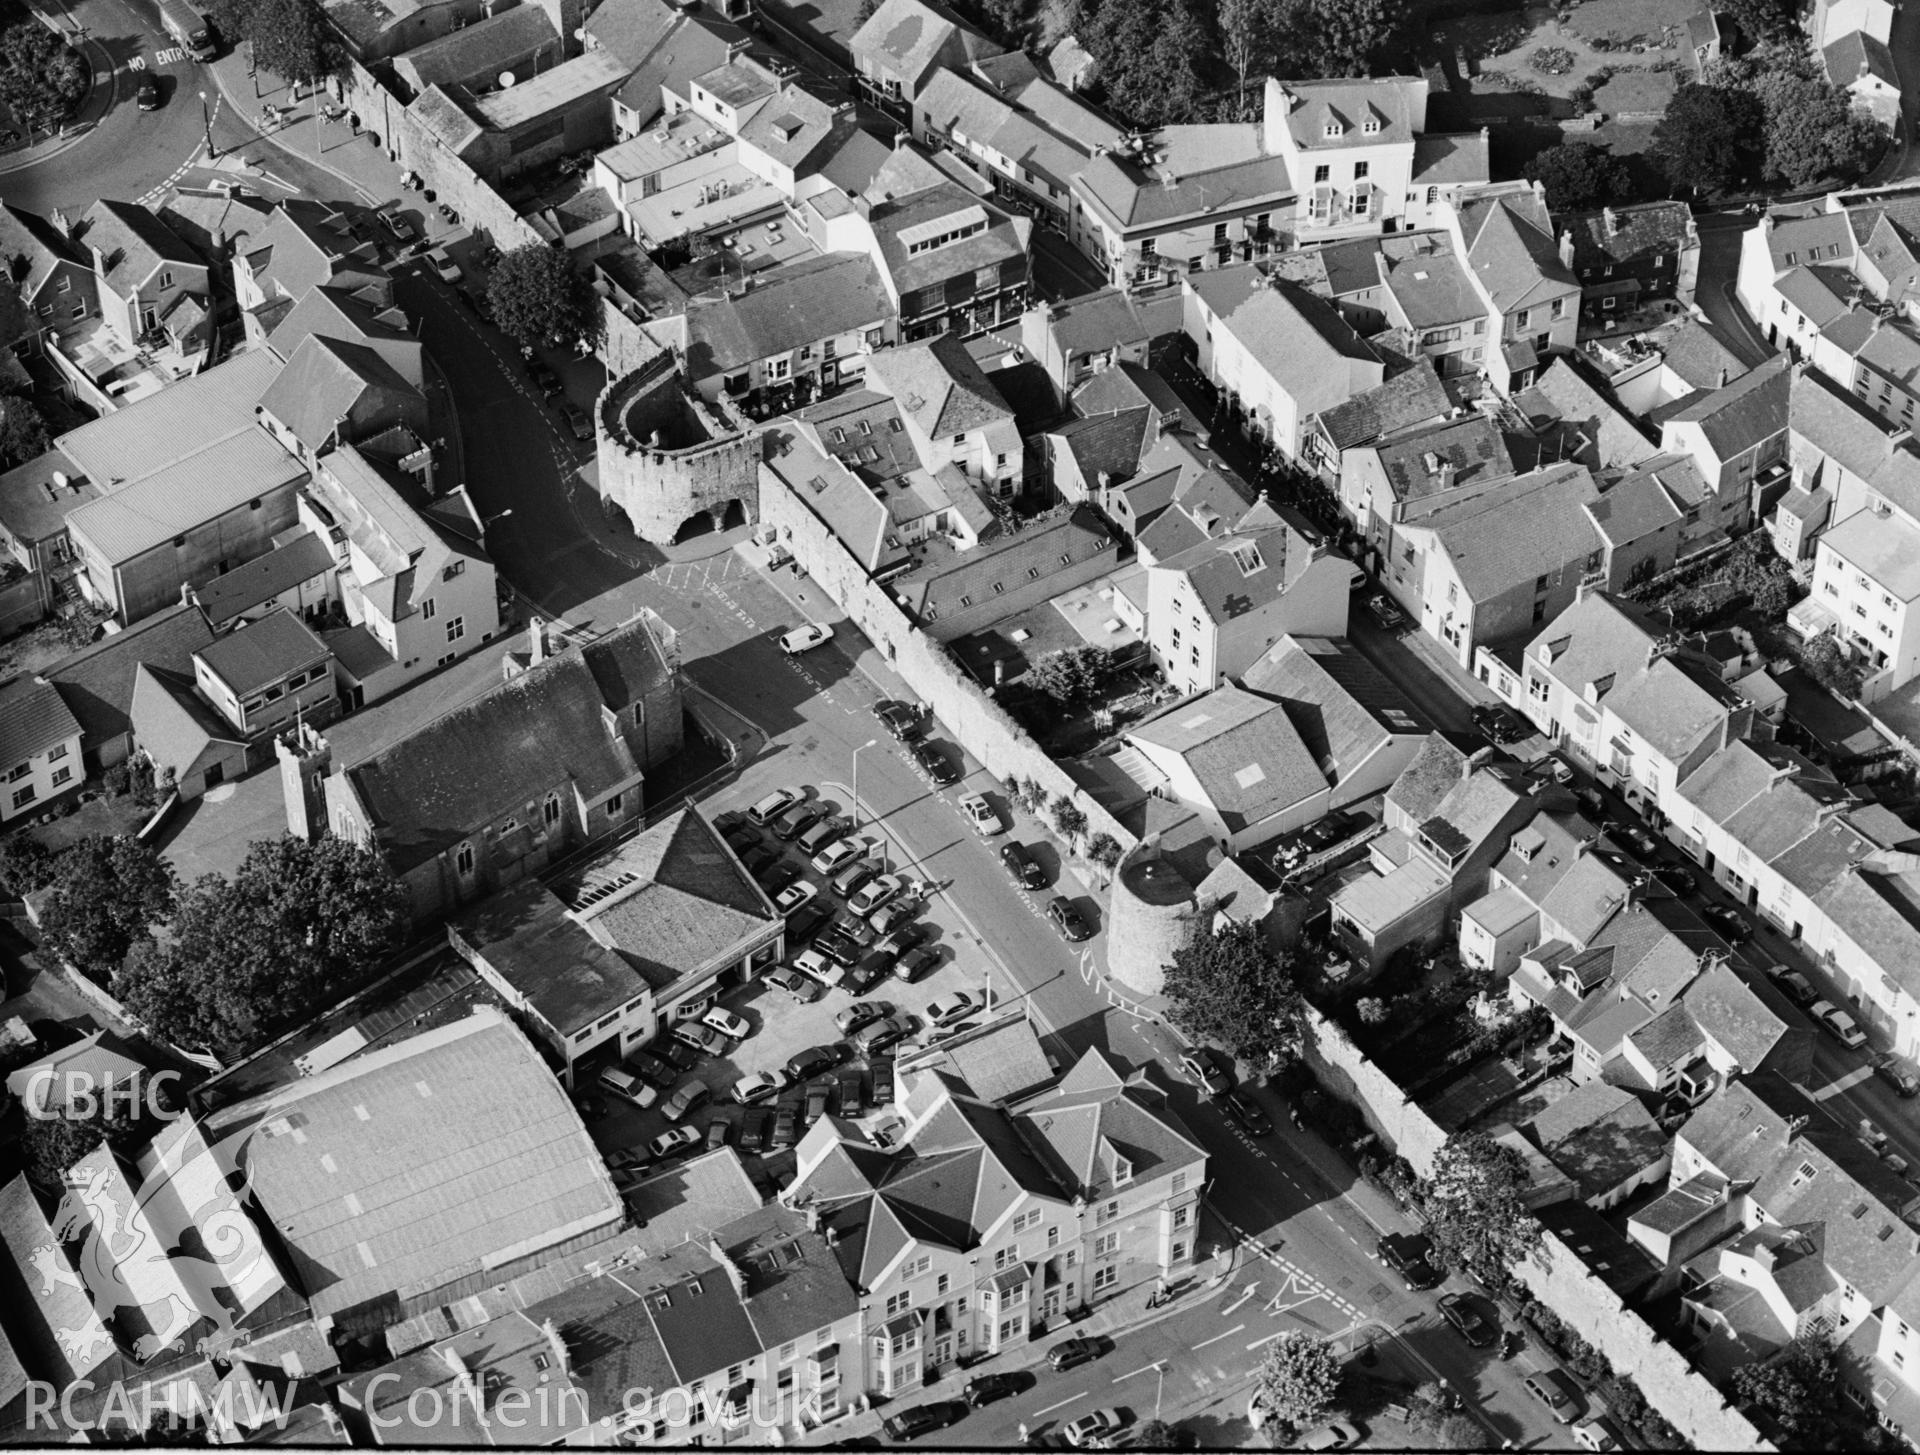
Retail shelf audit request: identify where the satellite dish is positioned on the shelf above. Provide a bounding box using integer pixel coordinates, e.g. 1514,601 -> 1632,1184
499,71 -> 516,87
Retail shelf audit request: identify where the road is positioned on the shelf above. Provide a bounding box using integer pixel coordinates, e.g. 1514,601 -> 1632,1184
1691,212 -> 1777,368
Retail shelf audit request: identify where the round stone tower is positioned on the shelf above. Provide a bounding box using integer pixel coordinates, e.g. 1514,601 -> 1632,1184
595,352 -> 761,545
1106,837 -> 1200,997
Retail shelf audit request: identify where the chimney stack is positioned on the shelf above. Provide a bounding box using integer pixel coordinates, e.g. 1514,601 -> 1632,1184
1558,229 -> 1575,270
528,617 -> 547,665
1602,206 -> 1618,240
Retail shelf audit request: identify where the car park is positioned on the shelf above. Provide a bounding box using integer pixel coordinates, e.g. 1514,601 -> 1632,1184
1365,592 -> 1405,629
793,947 -> 844,985
812,837 -> 868,875
836,1002 -> 887,1036
814,929 -> 867,970
701,1006 -> 750,1041
739,1106 -> 771,1152
913,742 -> 960,785
1000,841 -> 1047,889
1180,1048 -> 1232,1096
1571,1417 -> 1622,1452
649,1126 -> 701,1160
626,1049 -> 681,1087
959,793 -> 999,834
1876,1055 -> 1920,1097
651,1041 -> 698,1074
1470,703 -> 1531,744
1702,903 -> 1752,944
732,1070 -> 786,1104
427,246 -> 461,284
1524,1370 -> 1582,1422
765,966 -> 822,1002
773,881 -> 818,917
894,945 -> 939,982
748,788 -> 800,825
1378,1232 -> 1441,1291
773,802 -> 825,841
672,1022 -> 730,1058
796,816 -> 847,857
875,701 -> 923,740
1438,1292 -> 1494,1347
877,921 -> 931,958
829,861 -> 877,900
771,1102 -> 799,1150
661,1079 -> 711,1122
786,1045 -> 840,1082
1222,1089 -> 1271,1136
880,1403 -> 964,1441
849,874 -> 903,915
1049,1336 -> 1104,1371
778,622 -> 833,654
853,1014 -> 913,1055
1063,1410 -> 1120,1447
924,990 -> 981,1027
1813,999 -> 1868,1049
1047,897 -> 1093,941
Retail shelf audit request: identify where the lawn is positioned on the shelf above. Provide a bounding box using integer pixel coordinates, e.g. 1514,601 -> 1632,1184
1432,0 -> 1689,102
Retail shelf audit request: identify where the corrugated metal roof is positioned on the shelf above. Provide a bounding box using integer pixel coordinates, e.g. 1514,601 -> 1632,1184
66,427 -> 306,566
57,349 -> 284,487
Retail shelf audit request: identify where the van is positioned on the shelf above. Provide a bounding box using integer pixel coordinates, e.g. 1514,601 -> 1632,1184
598,1065 -> 657,1109
797,816 -> 845,857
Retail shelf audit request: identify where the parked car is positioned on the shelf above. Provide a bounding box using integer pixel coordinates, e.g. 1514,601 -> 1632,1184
1297,1423 -> 1363,1452
765,966 -> 822,1002
778,622 -> 833,654
1222,1089 -> 1272,1136
672,1022 -> 729,1057
378,208 -> 416,243
1876,1054 -> 1920,1097
867,901 -> 917,937
427,245 -> 461,284
853,1014 -> 913,1055
815,930 -> 867,970
1607,820 -> 1661,858
770,1101 -> 800,1150
1572,1417 -> 1623,1452
649,1125 -> 702,1160
747,787 -> 800,825
894,945 -> 939,983
1048,1336 -> 1105,1371
924,990 -> 982,1028
1179,1048 -> 1232,1097
796,816 -> 848,857
787,902 -> 832,944
803,1078 -> 831,1124
1364,592 -> 1405,629
1702,903 -> 1752,944
1063,1410 -> 1121,1447
759,862 -> 802,896
1470,703 -> 1531,744
830,861 -> 877,900
836,1066 -> 864,1117
732,1070 -> 787,1105
880,1403 -> 964,1441
526,359 -> 562,398
626,1049 -> 680,1088
660,1079 -> 711,1123
773,880 -> 819,917
739,1106 -> 771,1153
1653,861 -> 1697,897
1047,897 -> 1093,942
773,802 -> 825,841
849,874 -> 903,915
870,1056 -> 895,1104
740,844 -> 781,877
1438,1293 -> 1494,1347
960,1372 -> 1027,1407
704,1116 -> 730,1151
878,921 -> 931,958
836,1002 -> 888,1036
812,837 -> 869,875
1523,1370 -> 1582,1422
651,1040 -> 697,1073
785,1046 -> 840,1082
1000,841 -> 1047,889
606,1146 -> 648,1173
1812,999 -> 1869,1049
959,792 -> 1000,835
597,1065 -> 657,1109
558,399 -> 592,441
721,824 -> 760,854
875,701 -> 923,741
1377,1232 -> 1441,1291
913,741 -> 960,785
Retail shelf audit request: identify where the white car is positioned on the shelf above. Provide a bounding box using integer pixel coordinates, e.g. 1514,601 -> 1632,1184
848,873 -> 903,916
811,836 -> 869,875
924,990 -> 982,1028
649,1126 -> 702,1159
427,245 -> 461,284
731,1070 -> 787,1105
773,880 -> 818,917
959,793 -> 1000,836
1572,1418 -> 1622,1453
1812,999 -> 1868,1049
793,947 -> 845,987
703,1006 -> 751,1040
778,622 -> 833,654
1062,1409 -> 1120,1447
747,787 -> 800,825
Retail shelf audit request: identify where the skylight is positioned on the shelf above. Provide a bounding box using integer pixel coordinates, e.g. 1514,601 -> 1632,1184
1234,764 -> 1267,790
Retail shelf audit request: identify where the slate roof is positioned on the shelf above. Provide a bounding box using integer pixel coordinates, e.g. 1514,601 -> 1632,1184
893,504 -> 1112,620
1188,265 -> 1381,417
201,1008 -> 623,1319
852,0 -> 997,92
915,66 -> 1096,192
1387,732 -> 1469,823
194,532 -> 337,628
454,880 -> 649,1037
194,608 -> 329,696
1055,407 -> 1150,485
265,284 -> 419,386
1408,462 -> 1602,600
1411,131 -> 1490,184
259,332 -> 421,451
684,254 -> 888,379
1129,684 -> 1329,832
1457,185 -> 1577,312
1523,357 -> 1659,468
901,1014 -> 1055,1103
1586,458 -> 1686,545
865,333 -> 1013,439
1660,320 -> 1749,392
1825,30 -> 1899,88
0,675 -> 80,770
1072,145 -> 1293,233
1044,287 -> 1183,359
1313,360 -> 1449,450
1684,961 -> 1787,1072
1017,1050 -> 1206,1199
82,199 -> 198,293
580,612 -> 676,716
1374,414 -> 1513,500
868,182 -> 1028,297
1566,202 -> 1693,270
398,2 -> 557,89
1524,1080 -> 1667,1200
44,602 -> 216,752
1152,507 -> 1323,622
1382,245 -> 1481,327
1665,354 -> 1791,460
1813,867 -> 1920,994
1275,76 -> 1425,150
1605,654 -> 1740,761
1243,634 -> 1428,776
129,664 -> 241,784
346,654 -> 639,874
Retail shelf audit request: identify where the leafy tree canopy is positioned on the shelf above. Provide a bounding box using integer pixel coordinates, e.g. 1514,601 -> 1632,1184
216,0 -> 342,86
1027,646 -> 1115,706
1731,1335 -> 1847,1449
1423,1130 -> 1545,1277
1082,0 -> 1208,126
1717,0 -> 1800,45
1252,1331 -> 1341,1433
0,831 -> 57,896
487,243 -> 600,351
1526,141 -> 1632,212
1752,69 -> 1881,188
1275,0 -> 1402,79
0,24 -> 88,132
1163,918 -> 1304,1068
39,836 -> 177,987
0,392 -> 49,468
1653,83 -> 1761,195
20,1097 -> 143,1192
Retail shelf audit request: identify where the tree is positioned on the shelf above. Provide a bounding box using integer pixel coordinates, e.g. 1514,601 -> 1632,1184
1051,798 -> 1088,844
1717,0 -> 1799,45
236,0 -> 341,88
1085,831 -> 1123,872
0,833 -> 57,897
20,1099 -> 142,1192
487,243 -> 599,351
1252,1331 -> 1341,1433
116,836 -> 406,1054
1217,0 -> 1272,113
0,392 -> 49,468
1082,0 -> 1208,126
1356,996 -> 1388,1024
38,837 -> 177,986
1163,918 -> 1304,1067
1277,0 -> 1401,79
1134,1419 -> 1190,1449
1652,84 -> 1760,195
1027,645 -> 1114,707
1802,633 -> 1865,700
0,24 -> 88,132
1752,70 -> 1881,188
1432,1414 -> 1483,1449
854,0 -> 881,22
1527,141 -> 1632,212
1423,1131 -> 1544,1277
1732,1335 -> 1844,1448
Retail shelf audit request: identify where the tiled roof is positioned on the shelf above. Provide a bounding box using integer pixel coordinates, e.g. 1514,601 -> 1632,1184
1585,459 -> 1686,545
1410,462 -> 1602,600
194,608 -> 328,696
0,675 -> 79,770
1665,354 -> 1791,460
265,284 -> 419,385
44,602 -> 216,751
865,333 -> 1012,439
454,880 -> 649,1037
408,85 -> 484,156
1153,506 -> 1324,623
1524,1080 -> 1666,1200
1275,76 -> 1425,150
1458,185 -> 1577,312
259,333 -> 421,451
1129,684 -> 1328,832
892,504 -> 1112,620
1825,29 -> 1898,87
1044,287 -> 1183,358
129,664 -> 239,783
202,1008 -> 622,1319
1188,265 -> 1381,417
1313,360 -> 1449,450
1684,962 -> 1787,1072
1411,131 -> 1489,184
581,0 -> 683,67
1524,357 -> 1659,468
1660,319 -> 1749,392
82,199 -> 198,292
1382,245 -> 1480,328
194,532 -> 337,628
851,0 -> 997,90
915,66 -> 1094,192
0,202 -> 87,302
869,182 -> 1028,297
1244,633 -> 1427,775
1775,264 -> 1851,327
1374,414 -> 1513,500
1387,732 -> 1468,822
1565,202 -> 1692,267
398,2 -> 557,87
1814,867 -> 1920,993
1606,654 -> 1739,761
57,348 -> 284,486
1072,144 -> 1292,233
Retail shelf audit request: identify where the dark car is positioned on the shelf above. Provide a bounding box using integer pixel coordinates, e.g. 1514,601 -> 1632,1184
1047,897 -> 1093,942
877,921 -> 932,959
875,701 -> 924,741
999,841 -> 1047,889
1766,964 -> 1818,1005
880,1403 -> 964,1441
894,945 -> 940,983
742,844 -> 782,877
870,1056 -> 894,1104
1438,1292 -> 1495,1347
1470,703 -> 1532,744
803,1078 -> 832,1125
558,399 -> 592,441
651,1040 -> 698,1073
739,1106 -> 771,1153
913,741 -> 960,785
1607,821 -> 1661,859
136,73 -> 162,110
786,1045 -> 840,1082
1222,1089 -> 1272,1137
527,359 -> 562,398
760,861 -> 803,897
773,802 -> 826,842
770,1101 -> 800,1151
787,902 -> 832,944
962,1372 -> 1028,1407
625,1049 -> 679,1088
1877,1054 -> 1920,1098
837,1066 -> 865,1117
704,1116 -> 730,1151
1702,903 -> 1752,944
722,826 -> 759,855
1378,1232 -> 1442,1291
816,928 -> 867,968
1179,1048 -> 1232,1097
853,1013 -> 913,1055
1048,1336 -> 1105,1371
1652,861 -> 1697,897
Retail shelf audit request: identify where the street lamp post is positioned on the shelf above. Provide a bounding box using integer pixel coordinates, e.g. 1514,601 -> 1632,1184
850,738 -> 878,833
1153,1362 -> 1166,1419
199,90 -> 216,161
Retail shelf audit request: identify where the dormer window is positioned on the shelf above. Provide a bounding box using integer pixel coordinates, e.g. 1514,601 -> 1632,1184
1362,117 -> 1380,134
1323,121 -> 1342,139
1113,1156 -> 1132,1185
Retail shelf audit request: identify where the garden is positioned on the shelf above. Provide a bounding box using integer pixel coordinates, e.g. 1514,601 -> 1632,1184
1430,0 -> 1688,102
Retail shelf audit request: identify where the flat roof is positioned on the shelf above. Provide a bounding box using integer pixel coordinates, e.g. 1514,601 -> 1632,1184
471,51 -> 628,129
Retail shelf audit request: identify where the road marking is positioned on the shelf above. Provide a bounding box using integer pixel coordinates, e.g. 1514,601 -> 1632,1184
1221,1283 -> 1258,1315
1031,1391 -> 1087,1418
1110,1362 -> 1163,1383
1247,1330 -> 1291,1351
1192,1324 -> 1244,1352
155,45 -> 185,62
